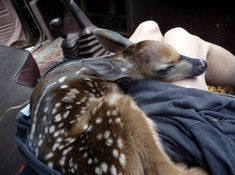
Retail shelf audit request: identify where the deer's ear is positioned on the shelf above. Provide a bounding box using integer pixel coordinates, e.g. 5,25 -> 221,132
80,57 -> 130,81
93,28 -> 133,53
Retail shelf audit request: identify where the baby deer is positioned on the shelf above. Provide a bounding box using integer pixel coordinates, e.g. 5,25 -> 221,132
29,28 -> 208,175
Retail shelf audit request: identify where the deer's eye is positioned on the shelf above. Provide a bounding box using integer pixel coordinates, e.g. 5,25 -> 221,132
157,66 -> 175,76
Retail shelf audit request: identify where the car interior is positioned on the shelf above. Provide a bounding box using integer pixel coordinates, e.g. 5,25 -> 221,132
0,0 -> 234,174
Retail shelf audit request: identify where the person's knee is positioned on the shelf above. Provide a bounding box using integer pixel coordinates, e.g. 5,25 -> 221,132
163,27 -> 209,60
129,20 -> 163,42
164,27 -> 192,41
136,20 -> 161,34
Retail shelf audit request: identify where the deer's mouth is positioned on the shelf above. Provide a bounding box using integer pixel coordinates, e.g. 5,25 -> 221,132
189,59 -> 207,76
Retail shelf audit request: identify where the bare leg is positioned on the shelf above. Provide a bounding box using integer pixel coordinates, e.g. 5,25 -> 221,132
205,43 -> 235,86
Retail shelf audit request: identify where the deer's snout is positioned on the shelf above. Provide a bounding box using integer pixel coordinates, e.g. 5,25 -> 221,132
179,55 -> 207,77
198,59 -> 207,72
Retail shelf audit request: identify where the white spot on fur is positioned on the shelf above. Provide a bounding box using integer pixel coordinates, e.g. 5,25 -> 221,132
75,67 -> 87,75
96,134 -> 102,141
101,162 -> 108,173
112,149 -> 119,158
52,142 -> 60,151
76,101 -> 82,105
86,81 -> 94,87
69,88 -> 79,96
62,96 -> 73,103
95,117 -> 102,124
44,107 -> 49,113
59,156 -> 66,166
112,110 -> 118,116
54,113 -> 62,122
45,152 -> 54,160
66,105 -> 73,110
119,153 -> 126,167
55,102 -> 61,108
38,133 -> 42,139
81,106 -> 87,110
52,108 -> 57,115
115,117 -> 121,123
56,137 -> 63,143
69,120 -> 76,124
80,109 -> 86,114
67,137 -> 76,144
63,147 -> 73,155
117,137 -> 124,149
83,152 -> 88,158
47,161 -> 54,168
84,78 -> 93,82
49,125 -> 55,133
108,118 -> 113,124
110,165 -> 117,175
59,145 -> 65,150
69,158 -> 74,167
87,125 -> 93,132
82,123 -> 89,131
106,138 -> 113,146
63,111 -> 70,119
88,158 -> 93,164
44,127 -> 48,134
95,167 -> 102,175
60,85 -> 69,89
42,115 -> 47,122
58,76 -> 67,83
74,164 -> 78,170
79,147 -> 85,151
81,97 -> 87,102
54,131 -> 59,137
75,114 -> 80,118
58,123 -> 64,128
104,130 -> 111,139
106,110 -> 111,116
38,139 -> 43,146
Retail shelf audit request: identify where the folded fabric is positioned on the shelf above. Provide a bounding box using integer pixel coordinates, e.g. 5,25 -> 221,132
120,80 -> 235,175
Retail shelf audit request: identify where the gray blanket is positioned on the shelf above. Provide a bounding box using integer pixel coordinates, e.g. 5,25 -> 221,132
120,80 -> 235,175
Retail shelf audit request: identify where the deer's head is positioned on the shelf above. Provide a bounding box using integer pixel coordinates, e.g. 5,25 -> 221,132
80,28 -> 207,82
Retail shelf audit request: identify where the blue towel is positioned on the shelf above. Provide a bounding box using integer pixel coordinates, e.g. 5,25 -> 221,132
120,80 -> 235,175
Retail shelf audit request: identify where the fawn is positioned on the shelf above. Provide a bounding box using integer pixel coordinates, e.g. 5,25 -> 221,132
29,28 -> 208,175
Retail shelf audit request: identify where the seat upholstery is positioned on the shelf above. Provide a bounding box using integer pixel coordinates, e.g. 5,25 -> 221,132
0,45 -> 40,174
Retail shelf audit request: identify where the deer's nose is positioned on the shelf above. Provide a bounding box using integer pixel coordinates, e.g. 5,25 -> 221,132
199,59 -> 207,72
